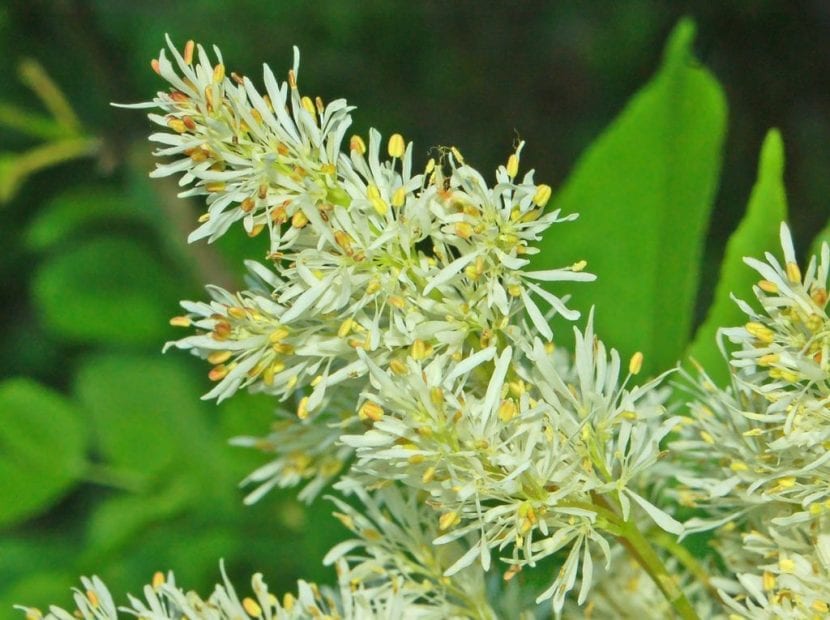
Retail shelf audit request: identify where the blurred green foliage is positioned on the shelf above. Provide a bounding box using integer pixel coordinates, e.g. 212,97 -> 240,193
1,1 -> 829,614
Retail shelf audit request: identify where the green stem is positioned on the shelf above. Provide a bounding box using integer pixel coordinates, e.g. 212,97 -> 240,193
590,493 -> 698,620
83,462 -> 144,493
618,517 -> 699,620
652,530 -> 722,605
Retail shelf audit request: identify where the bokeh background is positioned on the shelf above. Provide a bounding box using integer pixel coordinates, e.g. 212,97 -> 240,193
1,0 -> 828,612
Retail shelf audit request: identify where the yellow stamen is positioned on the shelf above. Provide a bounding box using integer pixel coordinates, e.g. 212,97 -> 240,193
438,511 -> 460,531
183,40 -> 195,65
388,133 -> 405,158
297,396 -> 309,420
758,279 -> 778,293
213,63 -> 225,83
358,401 -> 384,422
532,184 -> 552,207
243,597 -> 262,618
152,571 -> 165,589
169,316 -> 191,328
350,135 -> 366,154
628,352 -> 643,375
786,261 -> 801,284
392,187 -> 406,208
506,153 -> 519,178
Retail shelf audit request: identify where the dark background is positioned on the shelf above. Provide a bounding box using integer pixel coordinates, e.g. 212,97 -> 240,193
1,0 -> 828,612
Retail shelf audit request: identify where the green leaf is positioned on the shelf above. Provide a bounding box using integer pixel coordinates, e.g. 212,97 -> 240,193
73,354 -> 208,479
0,379 -> 85,526
685,130 -> 788,384
25,186 -> 151,251
532,19 -> 727,373
84,475 -> 194,561
32,237 -> 179,346
809,219 -> 830,260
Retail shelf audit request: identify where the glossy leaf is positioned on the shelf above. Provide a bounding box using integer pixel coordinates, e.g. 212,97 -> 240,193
32,237 -> 179,346
685,129 -> 788,384
0,379 -> 85,526
532,19 -> 727,374
25,186 -> 151,251
73,354 -> 208,479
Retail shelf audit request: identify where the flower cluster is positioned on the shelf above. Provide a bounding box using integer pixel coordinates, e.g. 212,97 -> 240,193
672,224 -> 830,617
31,36 -> 808,620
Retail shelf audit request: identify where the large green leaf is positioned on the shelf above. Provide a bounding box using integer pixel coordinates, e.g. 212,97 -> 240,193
73,354 -> 209,480
32,237 -> 179,346
532,19 -> 727,373
0,379 -> 85,526
25,186 -> 152,251
685,130 -> 788,384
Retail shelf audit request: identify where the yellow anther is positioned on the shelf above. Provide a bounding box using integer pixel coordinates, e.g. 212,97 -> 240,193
167,118 -> 187,133
700,431 -> 715,445
269,327 -> 289,343
350,135 -> 366,154
422,466 -> 436,484
729,461 -> 748,472
786,261 -> 801,284
628,352 -> 643,375
205,181 -> 226,193
169,316 -> 191,327
366,278 -> 381,295
392,187 -> 406,208
745,322 -> 775,343
776,476 -> 796,489
182,40 -> 195,65
297,396 -> 310,420
438,511 -> 460,531
227,306 -> 247,320
310,374 -> 323,387
358,401 -> 384,422
455,221 -> 474,239
243,597 -> 262,617
247,223 -> 265,238
779,557 -> 795,573
287,69 -> 297,89
152,571 -> 165,589
812,287 -> 828,307
240,197 -> 255,213
291,210 -> 308,228
197,213 -> 211,223
338,318 -> 354,338
151,58 -> 161,75
758,353 -> 779,366
388,133 -> 405,158
813,600 -> 829,613
498,399 -> 518,422
213,63 -> 225,83
208,364 -> 229,381
207,350 -> 232,365
507,284 -> 522,297
425,158 -> 436,174
411,339 -> 433,361
450,146 -> 464,164
334,230 -> 353,253
758,279 -> 779,294
430,387 -> 444,405
301,96 -> 316,119
532,184 -> 552,207
388,295 -> 405,309
315,96 -> 325,114
571,259 -> 588,272
24,610 -> 42,620
86,590 -> 100,607
389,358 -> 409,375
506,153 -> 519,178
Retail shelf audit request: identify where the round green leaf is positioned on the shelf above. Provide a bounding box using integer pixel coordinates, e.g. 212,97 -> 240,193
25,186 -> 151,251
33,237 -> 179,346
0,378 -> 85,526
73,354 -> 208,479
